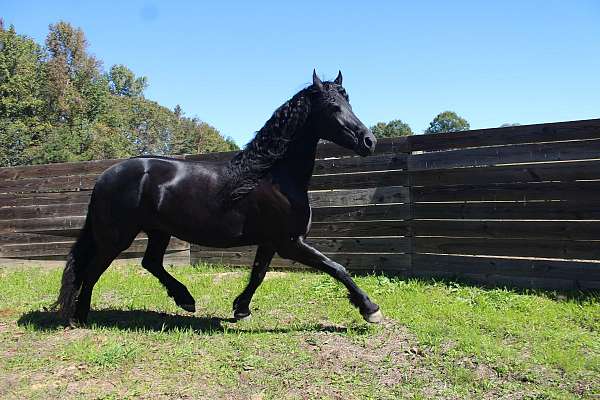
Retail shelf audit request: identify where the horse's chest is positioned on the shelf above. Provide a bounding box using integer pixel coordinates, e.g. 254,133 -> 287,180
242,182 -> 311,239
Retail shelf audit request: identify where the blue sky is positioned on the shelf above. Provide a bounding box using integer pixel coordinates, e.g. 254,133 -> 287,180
3,1 -> 600,146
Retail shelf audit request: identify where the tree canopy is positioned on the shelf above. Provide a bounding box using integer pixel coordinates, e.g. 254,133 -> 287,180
0,21 -> 238,167
370,119 -> 413,138
424,111 -> 470,134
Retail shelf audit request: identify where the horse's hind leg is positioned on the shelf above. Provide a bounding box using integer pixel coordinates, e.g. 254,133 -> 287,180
142,231 -> 196,313
72,248 -> 121,325
232,245 -> 275,320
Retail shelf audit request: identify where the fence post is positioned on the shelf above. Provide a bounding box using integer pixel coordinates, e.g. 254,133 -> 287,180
405,137 -> 414,277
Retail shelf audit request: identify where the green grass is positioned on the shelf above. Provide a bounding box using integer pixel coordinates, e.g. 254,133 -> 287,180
0,264 -> 598,399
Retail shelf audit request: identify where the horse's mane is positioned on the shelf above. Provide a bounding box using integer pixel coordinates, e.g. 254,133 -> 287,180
224,86 -> 314,202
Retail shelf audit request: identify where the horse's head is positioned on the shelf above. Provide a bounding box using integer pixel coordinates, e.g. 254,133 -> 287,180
309,70 -> 376,156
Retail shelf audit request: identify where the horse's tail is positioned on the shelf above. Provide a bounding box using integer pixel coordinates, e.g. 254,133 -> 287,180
52,210 -> 96,320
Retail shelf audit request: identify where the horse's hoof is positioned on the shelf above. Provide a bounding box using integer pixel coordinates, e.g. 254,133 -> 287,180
233,311 -> 252,321
179,303 -> 196,313
362,309 -> 384,324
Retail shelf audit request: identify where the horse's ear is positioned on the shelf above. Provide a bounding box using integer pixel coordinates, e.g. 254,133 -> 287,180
334,70 -> 343,85
312,69 -> 323,90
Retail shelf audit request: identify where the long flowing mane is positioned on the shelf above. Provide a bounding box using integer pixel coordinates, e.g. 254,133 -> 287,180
224,87 -> 313,201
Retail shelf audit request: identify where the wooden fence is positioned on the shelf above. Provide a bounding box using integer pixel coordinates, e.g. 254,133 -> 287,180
1,118 -> 600,289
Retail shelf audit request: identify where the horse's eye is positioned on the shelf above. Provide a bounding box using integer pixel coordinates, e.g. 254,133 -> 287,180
332,105 -> 342,112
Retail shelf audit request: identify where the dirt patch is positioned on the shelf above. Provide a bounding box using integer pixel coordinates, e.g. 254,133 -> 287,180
0,308 -> 19,318
211,271 -> 288,284
0,321 -> 10,333
212,271 -> 244,284
264,271 -> 288,280
99,290 -> 122,305
296,320 -> 445,397
0,372 -> 22,398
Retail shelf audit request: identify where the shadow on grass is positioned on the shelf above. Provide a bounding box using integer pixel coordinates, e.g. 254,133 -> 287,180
350,269 -> 600,303
17,309 -> 359,335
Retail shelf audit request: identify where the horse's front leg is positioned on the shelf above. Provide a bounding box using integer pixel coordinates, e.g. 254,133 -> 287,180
232,245 -> 275,320
277,237 -> 383,323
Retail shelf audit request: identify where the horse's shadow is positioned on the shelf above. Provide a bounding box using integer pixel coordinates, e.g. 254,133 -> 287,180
17,309 -> 357,334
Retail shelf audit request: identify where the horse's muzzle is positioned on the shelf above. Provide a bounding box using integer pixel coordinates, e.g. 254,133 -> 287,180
355,132 -> 377,156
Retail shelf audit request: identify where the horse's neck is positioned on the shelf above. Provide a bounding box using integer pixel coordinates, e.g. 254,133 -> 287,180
272,135 -> 319,192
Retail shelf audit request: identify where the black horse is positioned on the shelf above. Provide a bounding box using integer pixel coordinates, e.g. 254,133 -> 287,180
55,71 -> 383,325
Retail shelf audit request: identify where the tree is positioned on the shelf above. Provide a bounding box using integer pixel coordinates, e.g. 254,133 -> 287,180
0,21 -> 238,166
44,21 -> 108,124
108,64 -> 147,97
169,105 -> 239,154
425,111 -> 470,134
370,119 -> 413,138
0,24 -> 50,166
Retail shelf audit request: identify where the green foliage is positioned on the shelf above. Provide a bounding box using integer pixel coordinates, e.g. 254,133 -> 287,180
0,21 -> 237,167
108,64 -> 147,97
370,119 -> 413,138
425,111 -> 470,134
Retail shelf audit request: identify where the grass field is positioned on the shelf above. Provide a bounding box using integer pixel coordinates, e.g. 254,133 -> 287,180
0,264 -> 598,399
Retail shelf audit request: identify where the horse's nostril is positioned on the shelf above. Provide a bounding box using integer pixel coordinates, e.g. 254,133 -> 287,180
364,136 -> 374,148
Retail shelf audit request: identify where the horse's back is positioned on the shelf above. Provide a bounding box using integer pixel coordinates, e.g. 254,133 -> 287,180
90,156 -> 235,239
96,156 -> 223,194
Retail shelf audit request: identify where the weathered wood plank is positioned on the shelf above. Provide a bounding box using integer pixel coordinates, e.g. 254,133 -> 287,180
308,159 -> 600,191
412,253 -> 600,281
414,237 -> 600,260
411,220 -> 600,240
0,232 -> 80,245
10,192 -> 596,223
309,186 -> 409,207
0,237 -> 189,259
412,181 -> 600,202
310,170 -> 408,190
0,174 -> 98,194
411,159 -> 600,187
313,153 -> 407,174
408,138 -> 600,171
0,159 -> 121,181
312,204 -> 411,222
408,268 -> 596,290
0,191 -> 91,207
0,231 -> 164,245
407,118 -> 600,152
310,221 -> 409,237
412,201 -> 600,220
0,250 -> 190,266
0,216 -> 86,234
0,203 -> 88,220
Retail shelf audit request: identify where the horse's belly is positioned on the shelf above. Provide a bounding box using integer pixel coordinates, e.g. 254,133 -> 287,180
154,209 -> 248,247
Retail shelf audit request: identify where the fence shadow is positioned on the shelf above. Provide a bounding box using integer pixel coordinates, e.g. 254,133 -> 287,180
17,309 -> 355,335
355,270 -> 600,303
